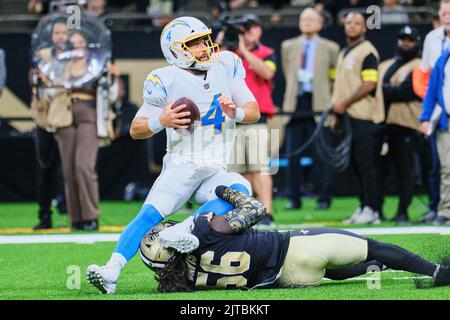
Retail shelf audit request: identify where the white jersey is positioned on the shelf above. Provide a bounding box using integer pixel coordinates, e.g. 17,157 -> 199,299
421,27 -> 450,71
136,50 -> 255,167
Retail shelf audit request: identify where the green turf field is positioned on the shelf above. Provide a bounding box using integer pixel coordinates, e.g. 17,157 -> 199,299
1,196 -> 450,300
0,195 -> 436,230
1,234 -> 449,300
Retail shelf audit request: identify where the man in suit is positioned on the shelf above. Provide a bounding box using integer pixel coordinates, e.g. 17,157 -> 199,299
281,7 -> 340,210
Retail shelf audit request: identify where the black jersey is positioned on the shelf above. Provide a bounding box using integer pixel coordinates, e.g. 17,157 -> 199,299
185,213 -> 290,290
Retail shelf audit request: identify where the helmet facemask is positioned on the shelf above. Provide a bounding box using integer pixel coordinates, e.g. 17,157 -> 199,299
172,32 -> 219,71
139,221 -> 177,270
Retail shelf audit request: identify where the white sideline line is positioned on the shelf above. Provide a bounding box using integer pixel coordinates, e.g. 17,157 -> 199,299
0,233 -> 119,244
274,225 -> 450,235
0,226 -> 449,244
342,226 -> 450,235
323,276 -> 431,282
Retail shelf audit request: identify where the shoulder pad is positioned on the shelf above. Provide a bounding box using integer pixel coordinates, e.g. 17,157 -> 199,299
143,66 -> 173,98
217,50 -> 245,80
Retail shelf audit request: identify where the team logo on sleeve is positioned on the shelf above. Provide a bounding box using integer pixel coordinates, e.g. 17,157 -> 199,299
145,73 -> 167,96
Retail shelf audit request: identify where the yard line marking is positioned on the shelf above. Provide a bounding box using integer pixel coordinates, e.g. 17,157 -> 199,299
0,226 -> 449,244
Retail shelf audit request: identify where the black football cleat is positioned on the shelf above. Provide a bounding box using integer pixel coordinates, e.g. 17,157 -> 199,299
432,264 -> 450,287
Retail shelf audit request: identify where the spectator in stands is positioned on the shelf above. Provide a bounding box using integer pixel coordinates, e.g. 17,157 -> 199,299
30,18 -> 69,230
87,0 -> 107,17
28,0 -> 53,14
0,49 -> 5,97
376,26 -> 422,223
281,8 -> 340,210
332,12 -> 384,224
413,0 -> 450,223
27,0 -> 83,14
215,0 -> 289,25
314,0 -> 378,24
381,0 -> 410,25
107,0 -> 148,12
224,14 -> 276,226
419,0 -> 450,226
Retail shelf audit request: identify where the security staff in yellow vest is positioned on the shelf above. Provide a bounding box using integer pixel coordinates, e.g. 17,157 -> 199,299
331,12 -> 384,224
375,26 -> 423,224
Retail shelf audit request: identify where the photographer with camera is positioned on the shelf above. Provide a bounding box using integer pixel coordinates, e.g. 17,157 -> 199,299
218,14 -> 276,226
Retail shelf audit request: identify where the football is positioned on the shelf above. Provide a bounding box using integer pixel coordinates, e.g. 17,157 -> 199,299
171,97 -> 201,135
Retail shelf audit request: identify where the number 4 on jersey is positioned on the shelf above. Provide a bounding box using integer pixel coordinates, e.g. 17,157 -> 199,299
201,93 -> 225,133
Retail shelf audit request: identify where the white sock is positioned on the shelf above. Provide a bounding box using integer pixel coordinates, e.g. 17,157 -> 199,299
107,252 -> 127,271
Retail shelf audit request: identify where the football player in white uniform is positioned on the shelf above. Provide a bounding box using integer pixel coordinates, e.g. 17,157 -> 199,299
86,16 -> 260,294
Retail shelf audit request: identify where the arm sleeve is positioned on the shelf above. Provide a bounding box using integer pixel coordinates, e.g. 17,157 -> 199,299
222,51 -> 256,108
231,52 -> 246,82
420,63 -> 440,122
215,186 -> 266,233
421,35 -> 431,72
281,41 -> 289,79
231,79 -> 256,109
361,53 -> 379,82
135,102 -> 164,119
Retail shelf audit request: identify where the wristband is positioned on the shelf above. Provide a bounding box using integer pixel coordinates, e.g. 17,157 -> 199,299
147,117 -> 164,134
234,108 -> 246,123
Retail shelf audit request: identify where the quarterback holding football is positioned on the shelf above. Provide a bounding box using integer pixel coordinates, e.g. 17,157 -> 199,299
87,16 -> 260,294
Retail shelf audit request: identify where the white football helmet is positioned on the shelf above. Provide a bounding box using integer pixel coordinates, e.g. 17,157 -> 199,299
160,16 -> 219,71
139,221 -> 177,270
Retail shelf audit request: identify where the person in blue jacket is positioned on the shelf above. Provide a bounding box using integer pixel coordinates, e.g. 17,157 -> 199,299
420,50 -> 450,225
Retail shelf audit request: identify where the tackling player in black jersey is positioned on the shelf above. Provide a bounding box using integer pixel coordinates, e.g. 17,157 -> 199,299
139,186 -> 450,292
